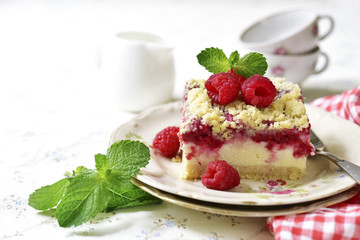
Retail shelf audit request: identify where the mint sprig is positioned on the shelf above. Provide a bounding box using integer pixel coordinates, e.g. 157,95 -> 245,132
197,47 -> 232,74
28,140 -> 161,228
196,47 -> 268,78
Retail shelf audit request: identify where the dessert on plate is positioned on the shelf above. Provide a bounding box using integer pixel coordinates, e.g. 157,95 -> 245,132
178,48 -> 315,181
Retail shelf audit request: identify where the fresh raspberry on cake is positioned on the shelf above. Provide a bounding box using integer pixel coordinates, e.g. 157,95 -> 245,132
152,126 -> 180,158
227,69 -> 246,86
201,160 -> 240,190
241,74 -> 277,107
205,72 -> 242,105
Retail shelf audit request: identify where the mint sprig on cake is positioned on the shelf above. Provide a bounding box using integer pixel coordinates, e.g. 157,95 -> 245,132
196,47 -> 268,78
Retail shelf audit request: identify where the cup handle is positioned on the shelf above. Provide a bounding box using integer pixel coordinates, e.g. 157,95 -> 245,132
313,52 -> 329,75
318,15 -> 335,40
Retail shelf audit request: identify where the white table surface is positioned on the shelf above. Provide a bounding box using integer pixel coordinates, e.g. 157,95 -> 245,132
1,0 -> 360,239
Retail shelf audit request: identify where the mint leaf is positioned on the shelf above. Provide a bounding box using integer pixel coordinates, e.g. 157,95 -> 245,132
229,50 -> 240,69
107,140 -> 150,180
29,166 -> 91,210
56,171 -> 109,227
105,183 -> 161,212
28,178 -> 69,211
233,52 -> 268,78
197,47 -> 231,74
95,153 -> 108,175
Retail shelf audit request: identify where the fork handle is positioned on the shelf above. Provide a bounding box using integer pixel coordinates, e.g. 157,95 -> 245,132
317,149 -> 360,184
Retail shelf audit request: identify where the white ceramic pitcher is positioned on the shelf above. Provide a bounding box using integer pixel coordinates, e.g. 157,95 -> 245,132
99,31 -> 175,112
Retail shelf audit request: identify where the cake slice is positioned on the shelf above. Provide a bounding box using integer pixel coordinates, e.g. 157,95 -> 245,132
179,77 -> 315,180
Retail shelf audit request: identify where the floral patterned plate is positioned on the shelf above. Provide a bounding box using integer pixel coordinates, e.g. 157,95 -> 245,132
109,101 -> 359,206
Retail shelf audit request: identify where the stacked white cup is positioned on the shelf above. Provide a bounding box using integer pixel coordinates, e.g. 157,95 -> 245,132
239,9 -> 334,84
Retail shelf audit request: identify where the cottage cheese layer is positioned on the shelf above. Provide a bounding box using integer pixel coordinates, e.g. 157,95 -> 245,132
179,78 -> 314,180
181,140 -> 306,180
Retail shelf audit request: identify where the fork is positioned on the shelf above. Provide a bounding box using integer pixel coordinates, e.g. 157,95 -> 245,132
310,129 -> 360,184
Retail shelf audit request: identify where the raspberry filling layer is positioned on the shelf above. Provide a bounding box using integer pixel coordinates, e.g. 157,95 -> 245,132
180,119 -> 224,150
251,126 -> 314,158
180,120 -> 314,160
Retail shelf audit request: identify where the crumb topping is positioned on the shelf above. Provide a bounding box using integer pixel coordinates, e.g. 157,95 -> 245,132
180,78 -> 309,140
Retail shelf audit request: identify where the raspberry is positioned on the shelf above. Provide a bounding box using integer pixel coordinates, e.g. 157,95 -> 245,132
241,74 -> 277,107
152,126 -> 180,158
201,160 -> 240,190
227,69 -> 246,86
205,72 -> 243,105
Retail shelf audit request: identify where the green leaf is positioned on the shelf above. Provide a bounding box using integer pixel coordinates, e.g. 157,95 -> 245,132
229,50 -> 240,68
95,153 -> 108,174
55,171 -> 109,227
105,182 -> 161,212
28,178 -> 70,211
107,140 -> 150,180
197,47 -> 232,74
233,52 -> 268,78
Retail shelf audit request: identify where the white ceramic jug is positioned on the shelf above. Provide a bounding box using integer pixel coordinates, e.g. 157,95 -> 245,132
99,31 -> 175,112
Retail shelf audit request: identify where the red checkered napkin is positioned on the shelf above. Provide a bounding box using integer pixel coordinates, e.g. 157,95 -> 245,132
267,187 -> 360,240
267,86 -> 360,240
267,206 -> 360,240
310,86 -> 360,126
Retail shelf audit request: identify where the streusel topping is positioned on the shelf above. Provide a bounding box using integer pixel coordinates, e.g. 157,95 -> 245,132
180,78 -> 309,140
